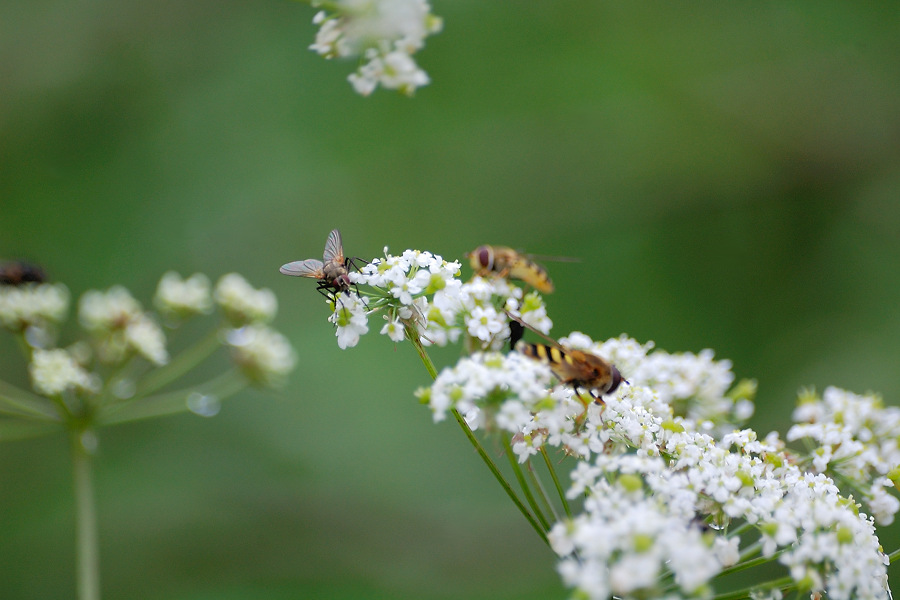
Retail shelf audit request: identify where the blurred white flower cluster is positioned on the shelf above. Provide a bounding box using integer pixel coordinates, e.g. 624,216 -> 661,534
308,0 -> 443,96
0,282 -> 69,346
80,285 -> 170,366
29,348 -> 98,397
788,386 -> 900,525
0,272 -> 296,426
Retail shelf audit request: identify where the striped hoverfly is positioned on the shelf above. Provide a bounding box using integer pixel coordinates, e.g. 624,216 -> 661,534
468,245 -> 573,294
507,311 -> 624,402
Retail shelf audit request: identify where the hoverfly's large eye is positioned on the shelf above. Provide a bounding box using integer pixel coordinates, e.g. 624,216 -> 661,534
477,246 -> 493,270
607,367 -> 623,395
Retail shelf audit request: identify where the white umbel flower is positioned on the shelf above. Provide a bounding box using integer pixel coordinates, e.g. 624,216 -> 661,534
154,272 -> 212,318
78,286 -> 168,366
309,0 -> 442,96
225,325 -> 297,387
29,348 -> 96,397
125,315 -> 169,366
330,292 -> 369,349
78,286 -> 142,332
0,283 -> 69,331
214,273 -> 277,325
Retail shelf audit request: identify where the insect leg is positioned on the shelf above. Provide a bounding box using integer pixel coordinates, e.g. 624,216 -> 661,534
508,319 -> 525,349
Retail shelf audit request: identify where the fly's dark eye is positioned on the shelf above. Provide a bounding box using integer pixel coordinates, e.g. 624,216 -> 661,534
472,247 -> 489,269
607,368 -> 623,394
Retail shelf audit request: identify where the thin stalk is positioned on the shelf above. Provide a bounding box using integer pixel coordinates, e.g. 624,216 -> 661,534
405,326 -> 549,546
710,576 -> 793,600
715,547 -> 783,579
541,447 -> 572,519
404,324 -> 438,380
96,370 -> 247,425
71,430 -> 100,600
134,327 -> 222,397
526,459 -> 558,523
0,379 -> 61,420
451,408 -> 548,546
502,436 -> 550,531
888,547 -> 900,564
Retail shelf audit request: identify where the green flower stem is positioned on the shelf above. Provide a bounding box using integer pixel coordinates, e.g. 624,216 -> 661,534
14,331 -> 34,361
541,447 -> 572,519
71,429 -> 100,600
734,539 -> 761,564
134,327 -> 223,397
0,379 -> 61,420
451,408 -> 548,546
502,435 -> 550,531
404,324 -> 439,380
96,370 -> 247,425
526,459 -> 558,523
715,547 -> 783,579
888,547 -> 900,564
405,326 -> 549,547
710,576 -> 793,600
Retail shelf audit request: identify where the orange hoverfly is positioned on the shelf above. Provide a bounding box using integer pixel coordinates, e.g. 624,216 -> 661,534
507,311 -> 624,402
280,229 -> 353,300
467,245 -> 572,294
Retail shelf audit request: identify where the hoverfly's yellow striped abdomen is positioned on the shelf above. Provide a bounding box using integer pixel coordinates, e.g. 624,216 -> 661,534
508,258 -> 554,294
518,341 -> 566,366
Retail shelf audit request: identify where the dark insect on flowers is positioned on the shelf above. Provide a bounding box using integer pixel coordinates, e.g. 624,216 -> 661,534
280,229 -> 353,301
507,311 -> 624,402
467,245 -> 568,294
0,261 -> 47,286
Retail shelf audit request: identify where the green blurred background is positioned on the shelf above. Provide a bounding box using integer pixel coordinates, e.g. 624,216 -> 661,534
2,0 -> 899,598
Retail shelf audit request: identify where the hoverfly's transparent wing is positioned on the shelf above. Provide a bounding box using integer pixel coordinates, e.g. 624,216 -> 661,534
520,252 -> 581,263
280,259 -> 325,278
322,229 -> 345,264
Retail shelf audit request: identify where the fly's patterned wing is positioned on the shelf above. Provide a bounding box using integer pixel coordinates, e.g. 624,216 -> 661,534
322,229 -> 344,265
280,259 -> 326,278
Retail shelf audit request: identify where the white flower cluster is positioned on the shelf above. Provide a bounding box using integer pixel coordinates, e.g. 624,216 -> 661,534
225,324 -> 297,387
330,291 -> 370,349
214,273 -> 277,326
788,386 -> 900,525
560,333 -> 753,436
29,348 -> 98,397
309,0 -> 443,96
421,332 -> 891,599
0,282 -> 70,342
550,420 -> 890,600
214,273 -> 296,385
336,248 -> 461,348
332,247 -> 554,352
79,286 -> 169,366
416,352 -> 555,429
455,276 -> 518,351
154,272 -> 212,319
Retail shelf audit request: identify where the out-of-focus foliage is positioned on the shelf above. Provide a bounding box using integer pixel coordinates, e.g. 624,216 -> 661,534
1,0 -> 898,598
